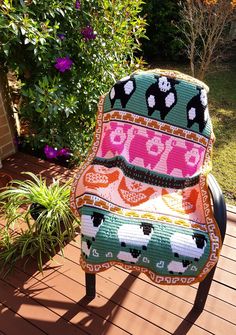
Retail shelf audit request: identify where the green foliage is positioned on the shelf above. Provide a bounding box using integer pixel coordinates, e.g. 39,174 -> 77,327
0,0 -> 146,164
0,172 -> 79,274
141,0 -> 182,61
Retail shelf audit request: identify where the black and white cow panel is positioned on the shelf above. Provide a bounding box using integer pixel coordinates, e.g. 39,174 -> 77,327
109,75 -> 136,108
186,87 -> 209,133
146,75 -> 179,120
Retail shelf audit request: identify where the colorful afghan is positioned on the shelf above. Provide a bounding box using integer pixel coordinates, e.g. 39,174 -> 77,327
70,69 -> 222,285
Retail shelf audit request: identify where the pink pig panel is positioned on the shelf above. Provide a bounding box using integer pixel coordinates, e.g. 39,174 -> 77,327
97,121 -> 206,178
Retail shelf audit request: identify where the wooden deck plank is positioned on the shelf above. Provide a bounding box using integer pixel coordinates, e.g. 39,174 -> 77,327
1,152 -> 76,183
19,263 -> 171,335
3,268 -> 127,335
223,234 -> 236,249
217,255 -> 236,274
221,244 -> 236,261
225,219 -> 236,237
0,278 -> 87,335
0,302 -> 47,335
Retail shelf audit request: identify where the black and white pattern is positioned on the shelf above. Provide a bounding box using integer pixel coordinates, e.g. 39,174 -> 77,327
81,212 -> 105,241
146,75 -> 179,120
167,260 -> 192,274
109,75 -> 136,108
186,87 -> 209,132
170,232 -> 207,262
117,248 -> 141,264
82,239 -> 92,258
118,222 -> 154,250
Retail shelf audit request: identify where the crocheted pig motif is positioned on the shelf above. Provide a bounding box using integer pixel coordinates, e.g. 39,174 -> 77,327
146,75 -> 179,120
186,88 -> 209,133
166,138 -> 205,177
109,75 -> 136,108
101,122 -> 131,157
129,129 -> 168,170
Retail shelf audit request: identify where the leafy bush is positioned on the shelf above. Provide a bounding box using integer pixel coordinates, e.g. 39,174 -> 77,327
141,0 -> 182,61
0,172 -> 78,274
0,0 -> 146,165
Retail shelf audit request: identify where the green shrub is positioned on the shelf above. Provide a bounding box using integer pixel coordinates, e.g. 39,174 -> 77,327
0,0 -> 146,165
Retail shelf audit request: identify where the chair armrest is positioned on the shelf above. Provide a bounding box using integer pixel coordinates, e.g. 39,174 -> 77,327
208,173 -> 227,242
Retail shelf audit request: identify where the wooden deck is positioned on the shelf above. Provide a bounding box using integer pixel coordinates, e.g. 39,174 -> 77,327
0,152 -> 236,335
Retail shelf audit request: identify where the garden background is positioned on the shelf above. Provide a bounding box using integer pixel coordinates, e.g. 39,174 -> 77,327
0,0 -> 236,204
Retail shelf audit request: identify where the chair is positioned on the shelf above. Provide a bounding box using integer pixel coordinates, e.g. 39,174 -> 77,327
70,69 -> 227,310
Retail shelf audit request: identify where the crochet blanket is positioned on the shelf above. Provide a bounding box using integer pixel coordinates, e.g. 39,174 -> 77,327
70,69 -> 222,285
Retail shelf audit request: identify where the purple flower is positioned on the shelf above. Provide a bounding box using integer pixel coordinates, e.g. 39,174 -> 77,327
57,33 -> 66,40
44,145 -> 58,159
13,136 -> 20,148
81,25 -> 97,41
57,147 -> 71,157
75,1 -> 81,9
54,56 -> 73,72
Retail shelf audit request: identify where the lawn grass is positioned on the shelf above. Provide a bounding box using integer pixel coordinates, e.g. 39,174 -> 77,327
205,62 -> 236,205
148,61 -> 236,205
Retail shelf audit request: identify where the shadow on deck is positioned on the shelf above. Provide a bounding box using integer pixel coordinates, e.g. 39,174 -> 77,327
0,152 -> 236,335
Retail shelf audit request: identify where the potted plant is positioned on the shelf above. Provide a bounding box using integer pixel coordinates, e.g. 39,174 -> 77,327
0,172 -> 79,275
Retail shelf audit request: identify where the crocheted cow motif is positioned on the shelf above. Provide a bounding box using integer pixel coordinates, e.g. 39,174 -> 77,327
117,222 -> 154,250
101,122 -> 131,157
146,75 -> 179,119
186,88 -> 209,132
129,129 -> 168,169
167,260 -> 192,274
170,232 -> 207,262
81,212 -> 105,241
109,75 -> 136,108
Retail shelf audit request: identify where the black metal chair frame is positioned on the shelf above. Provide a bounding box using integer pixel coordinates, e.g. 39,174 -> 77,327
85,173 -> 227,311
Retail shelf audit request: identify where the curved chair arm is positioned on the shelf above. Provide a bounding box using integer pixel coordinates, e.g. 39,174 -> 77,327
194,173 -> 227,310
208,173 -> 227,242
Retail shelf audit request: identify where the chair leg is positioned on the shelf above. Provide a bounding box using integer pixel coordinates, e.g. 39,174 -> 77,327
85,273 -> 96,298
194,265 -> 216,310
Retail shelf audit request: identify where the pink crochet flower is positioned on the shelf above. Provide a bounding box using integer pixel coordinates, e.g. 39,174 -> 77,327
54,56 -> 73,72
